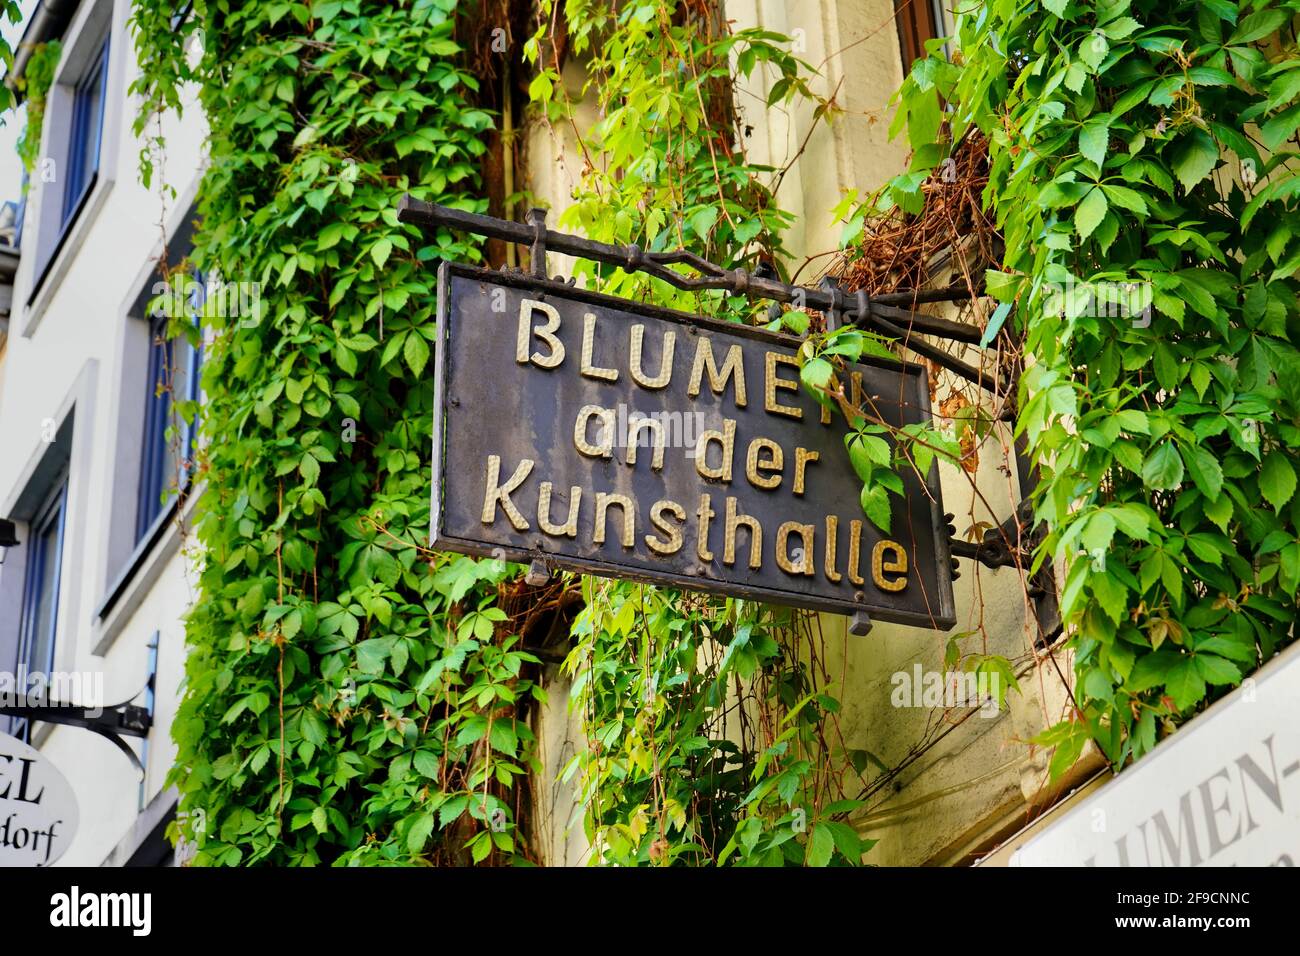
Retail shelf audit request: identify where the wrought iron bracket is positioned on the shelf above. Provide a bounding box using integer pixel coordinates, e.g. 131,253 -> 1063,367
525,558 -> 551,586
945,498 -> 1062,646
946,501 -> 1039,571
395,197 -> 1011,397
0,694 -> 153,775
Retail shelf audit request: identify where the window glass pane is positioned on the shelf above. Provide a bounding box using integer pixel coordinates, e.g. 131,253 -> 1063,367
138,328 -> 175,539
22,487 -> 66,676
27,517 -> 61,671
137,287 -> 203,541
895,0 -> 944,68
80,61 -> 105,174
61,41 -> 109,226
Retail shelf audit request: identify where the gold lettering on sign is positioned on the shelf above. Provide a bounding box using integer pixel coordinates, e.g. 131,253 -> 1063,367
481,455 -> 533,531
574,405 -> 615,459
696,494 -> 716,562
625,416 -> 666,471
581,313 -> 619,381
516,299 -> 564,368
646,499 -> 686,555
537,482 -> 581,537
765,352 -> 802,419
723,496 -> 762,569
745,437 -> 783,490
594,492 -> 635,548
688,337 -> 747,408
847,519 -> 865,586
872,540 -> 909,591
793,447 -> 819,496
776,522 -> 815,576
695,418 -> 736,482
823,516 -> 842,583
629,324 -> 676,389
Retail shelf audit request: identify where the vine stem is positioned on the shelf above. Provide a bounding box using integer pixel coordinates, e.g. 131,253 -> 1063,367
276,480 -> 287,828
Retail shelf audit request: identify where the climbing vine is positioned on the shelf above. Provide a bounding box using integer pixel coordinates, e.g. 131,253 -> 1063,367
129,0 -> 554,865
883,0 -> 1300,774
526,0 -> 884,865
14,39 -> 60,182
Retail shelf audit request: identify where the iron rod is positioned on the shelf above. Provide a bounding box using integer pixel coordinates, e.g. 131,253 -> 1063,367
397,197 -> 1001,388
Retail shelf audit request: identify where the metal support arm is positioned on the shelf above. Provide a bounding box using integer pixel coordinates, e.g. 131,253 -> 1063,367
395,197 -> 1006,393
0,697 -> 153,775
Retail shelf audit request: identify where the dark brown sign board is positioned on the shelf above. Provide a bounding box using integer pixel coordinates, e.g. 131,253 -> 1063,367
432,262 -> 956,629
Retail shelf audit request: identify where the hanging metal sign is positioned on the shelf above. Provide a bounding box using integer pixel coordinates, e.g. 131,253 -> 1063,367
0,731 -> 79,867
431,262 -> 956,630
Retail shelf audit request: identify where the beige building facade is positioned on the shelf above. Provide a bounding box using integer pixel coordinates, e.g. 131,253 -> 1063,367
526,0 -> 1097,866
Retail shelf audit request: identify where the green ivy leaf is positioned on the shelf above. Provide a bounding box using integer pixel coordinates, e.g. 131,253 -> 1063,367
859,484 -> 892,533
1180,443 -> 1223,501
806,824 -> 834,867
1075,186 -> 1108,239
370,237 -> 393,268
1204,492 -> 1234,532
1260,451 -> 1297,511
1079,30 -> 1108,71
1193,653 -> 1241,686
1142,441 -> 1184,491
407,814 -> 435,854
1228,8 -> 1289,45
404,329 -> 430,376
1079,119 -> 1109,167
1172,129 -> 1219,192
1165,658 -> 1207,711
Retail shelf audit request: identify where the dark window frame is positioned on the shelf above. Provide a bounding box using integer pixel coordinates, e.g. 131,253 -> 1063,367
26,29 -> 113,305
12,475 -> 71,741
136,274 -> 204,542
896,0 -> 945,69
61,36 -> 110,228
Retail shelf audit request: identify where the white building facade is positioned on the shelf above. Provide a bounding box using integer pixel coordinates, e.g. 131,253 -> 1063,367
0,0 -> 206,866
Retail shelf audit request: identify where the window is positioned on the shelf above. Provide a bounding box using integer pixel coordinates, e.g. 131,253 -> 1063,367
896,0 -> 948,69
61,37 -> 109,228
11,477 -> 69,740
24,9 -> 116,311
94,212 -> 203,630
19,479 -> 69,677
136,276 -> 203,541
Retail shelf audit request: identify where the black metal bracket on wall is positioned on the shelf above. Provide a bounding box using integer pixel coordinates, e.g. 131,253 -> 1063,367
396,197 -> 1013,396
397,197 -> 1059,641
0,695 -> 153,775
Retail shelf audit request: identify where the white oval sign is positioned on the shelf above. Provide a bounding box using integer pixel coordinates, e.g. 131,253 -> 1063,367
0,731 -> 78,867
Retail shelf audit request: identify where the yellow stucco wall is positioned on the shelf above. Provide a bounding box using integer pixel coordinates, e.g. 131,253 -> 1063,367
525,0 -> 1090,866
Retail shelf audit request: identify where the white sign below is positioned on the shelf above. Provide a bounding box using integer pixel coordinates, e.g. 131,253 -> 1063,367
0,731 -> 78,867
1012,641 -> 1300,867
